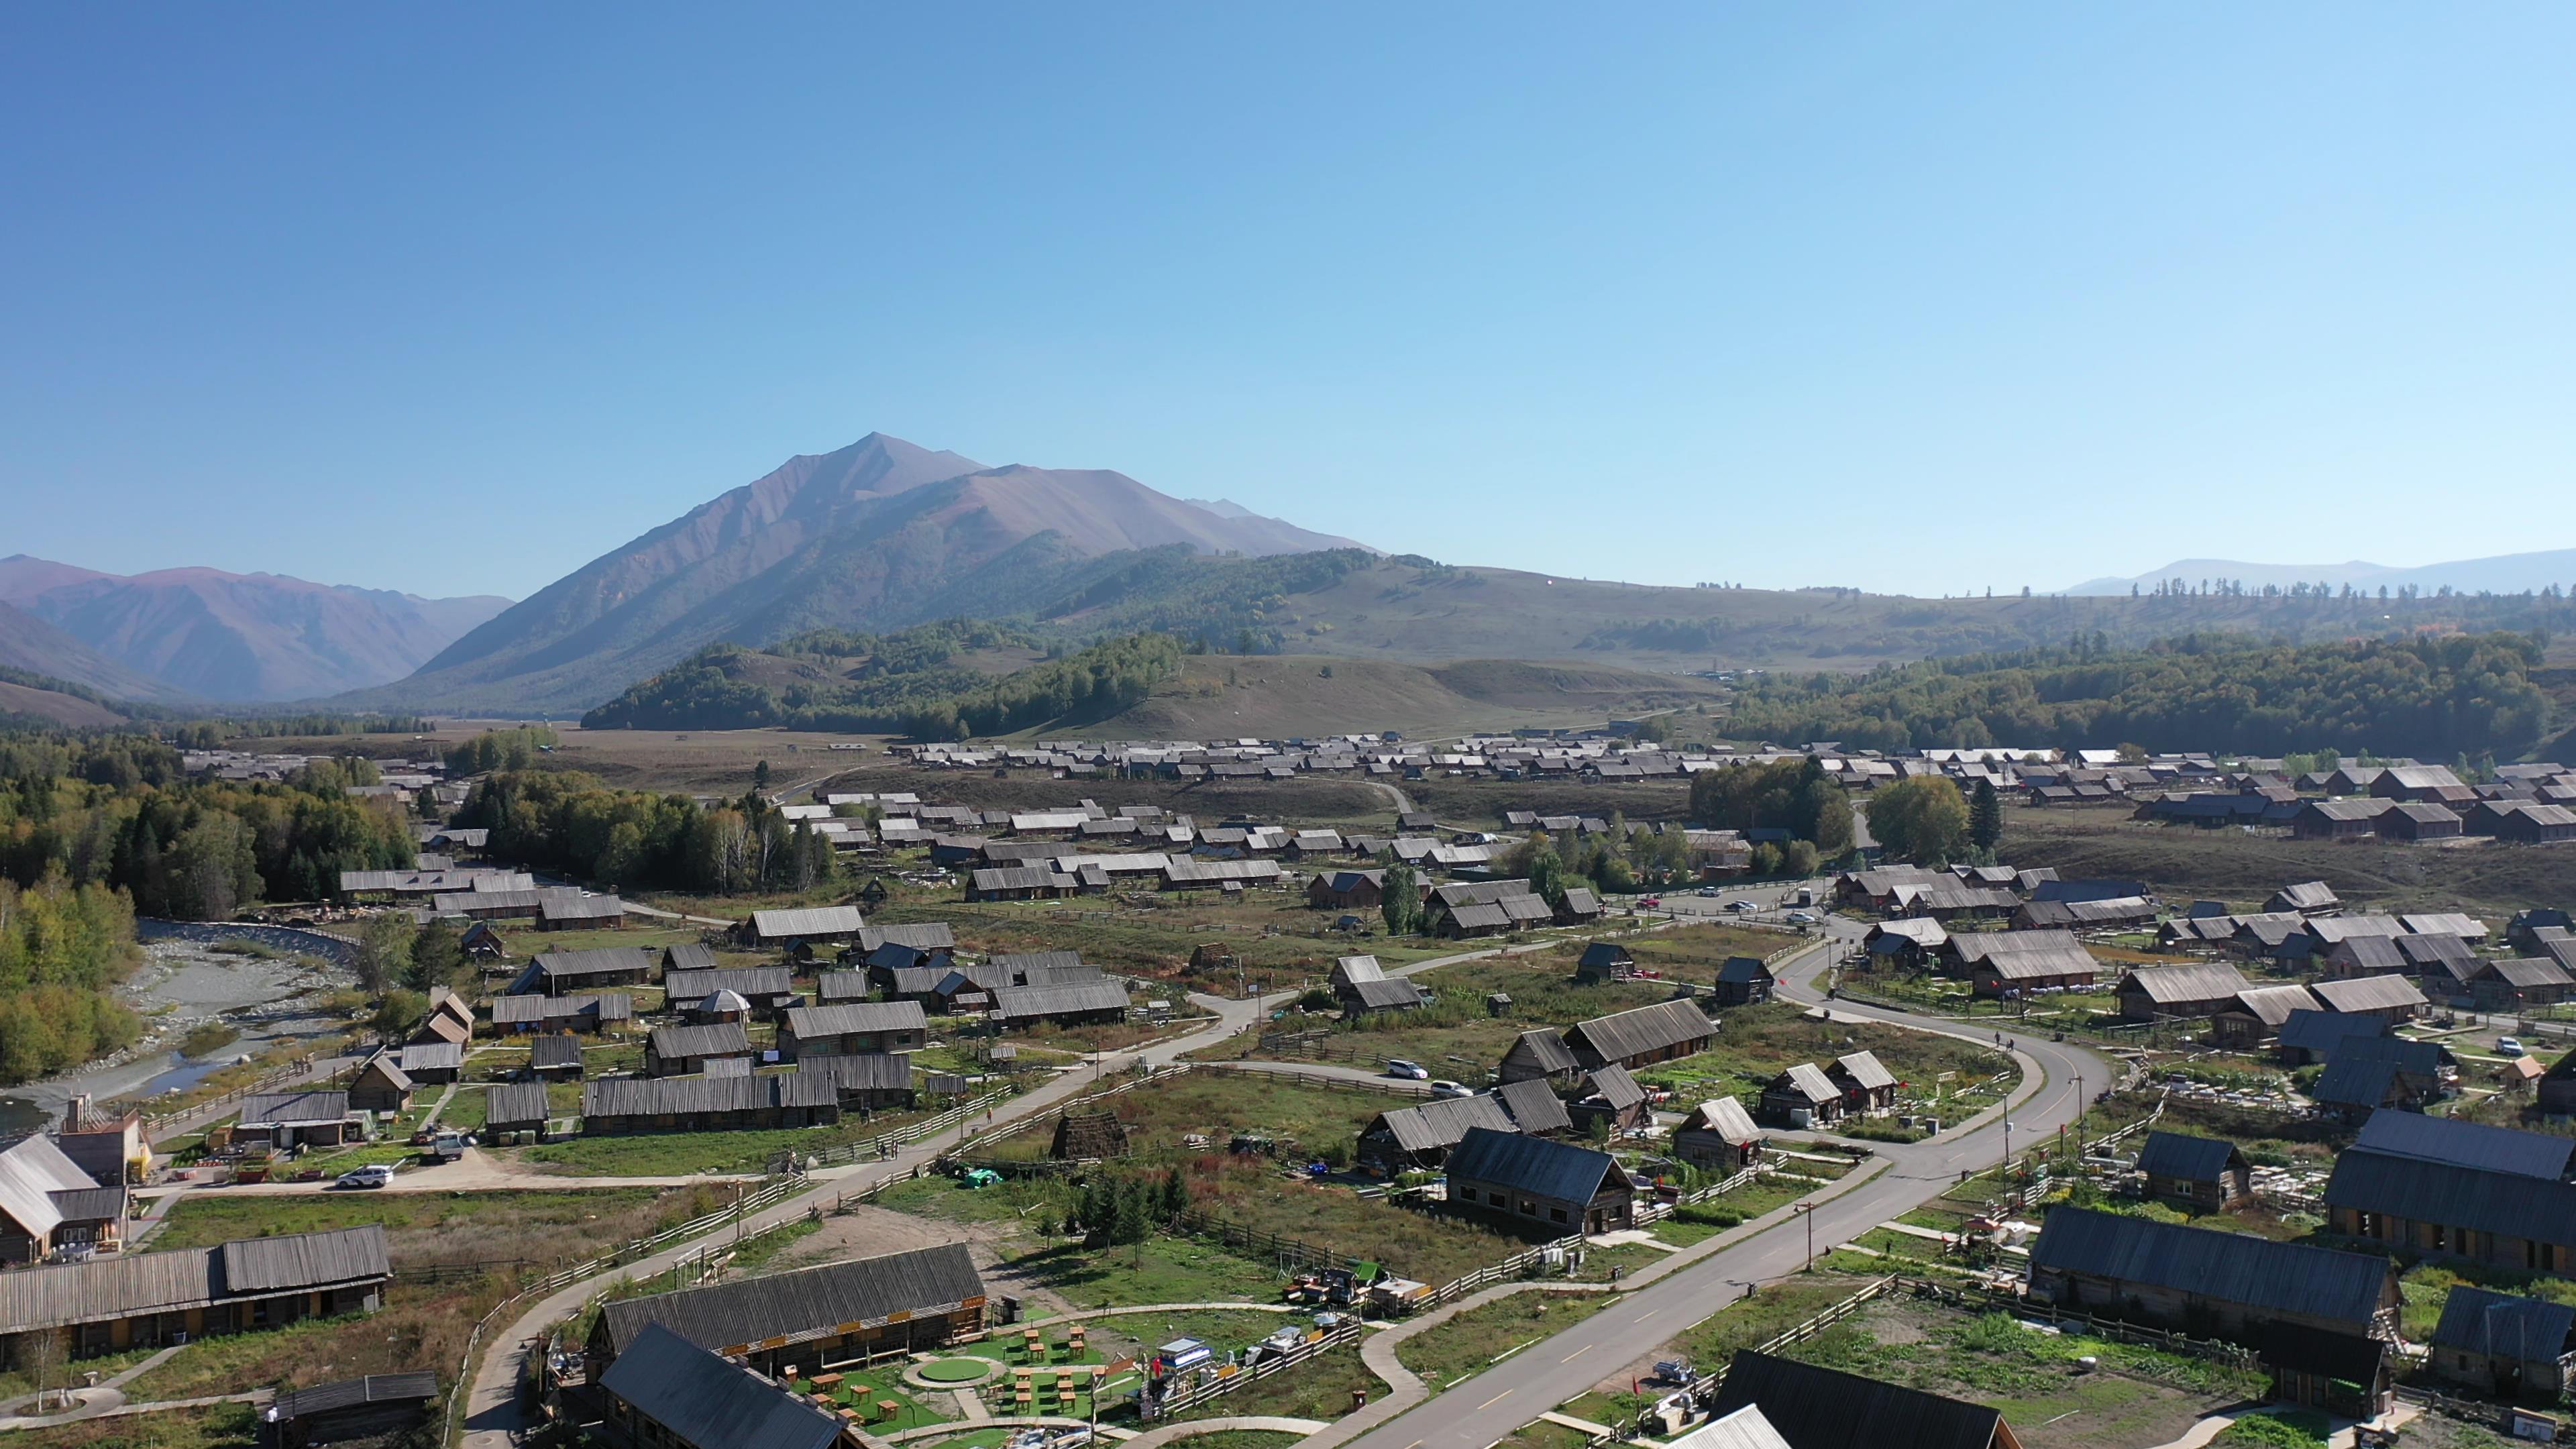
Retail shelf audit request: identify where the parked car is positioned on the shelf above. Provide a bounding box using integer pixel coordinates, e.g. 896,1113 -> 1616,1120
1638,896 -> 1662,908
1696,887 -> 1720,898
1727,900 -> 1757,912
2498,1036 -> 2526,1057
1429,1079 -> 1470,1098
1785,910 -> 1818,924
1386,1059 -> 1430,1080
335,1164 -> 395,1190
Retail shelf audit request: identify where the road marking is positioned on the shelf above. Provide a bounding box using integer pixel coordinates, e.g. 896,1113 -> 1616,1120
1561,1344 -> 1592,1362
1477,1390 -> 1515,1410
1633,1309 -> 1658,1323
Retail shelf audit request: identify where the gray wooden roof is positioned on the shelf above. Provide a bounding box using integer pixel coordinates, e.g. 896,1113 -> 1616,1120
1682,1096 -> 1761,1144
237,1090 -> 352,1128
0,1225 -> 391,1334
1770,1063 -> 1837,1105
533,945 -> 657,981
647,1022 -> 753,1061
492,992 -> 631,1026
2135,1130 -> 2244,1183
784,1001 -> 928,1038
1367,1094 -> 1518,1155
1493,1077 -> 1574,1134
2430,1286 -> 2576,1360
2116,961 -> 2251,1003
2308,975 -> 2427,1014
663,965 -> 795,1001
599,1242 -> 983,1357
1709,1351 -> 2002,1449
2349,1110 -> 2573,1179
991,979 -> 1130,1022
486,1082 -> 551,1127
1563,998 -> 1713,1063
2327,1148 -> 2576,1248
598,1324 -> 843,1449
584,1070 -> 837,1118
2031,1205 -> 2390,1328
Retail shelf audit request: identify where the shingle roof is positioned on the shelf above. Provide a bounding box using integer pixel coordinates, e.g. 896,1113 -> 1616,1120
856,922 -> 956,952
1707,1351 -> 2003,1449
784,1001 -> 928,1038
661,942 -> 718,973
1564,999 -> 1713,1063
2308,975 -> 2427,1014
1493,1077 -> 1574,1134
2029,1206 -> 2390,1329
2226,984 -> 2322,1027
598,1324 -> 844,1449
2349,1109 -> 2574,1179
2430,1286 -> 2576,1361
649,1021 -> 753,1062
1368,1095 -> 1519,1155
1683,1097 -> 1761,1144
1446,1126 -> 1627,1203
600,1243 -> 984,1358
747,906 -> 865,939
798,1053 -> 915,1094
237,1090 -> 352,1128
491,992 -> 631,1026
2135,1131 -> 2243,1183
2118,962 -> 2251,1004
486,1082 -> 551,1128
0,1135 -> 94,1242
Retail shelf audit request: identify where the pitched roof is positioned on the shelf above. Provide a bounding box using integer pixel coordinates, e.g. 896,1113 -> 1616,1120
2308,975 -> 2427,1014
1665,1404 -> 1793,1449
0,1226 -> 390,1333
2430,1286 -> 2576,1360
1493,1077 -> 1574,1134
857,922 -> 956,952
2271,881 -> 2339,911
647,1022 -> 753,1061
1770,1063 -> 1838,1106
584,1071 -> 837,1119
2349,1109 -> 2574,1180
1682,1097 -> 1761,1144
1348,978 -> 1429,1010
661,942 -> 718,973
1716,957 -> 1772,984
2225,984 -> 2322,1027
1564,998 -> 1713,1063
486,1081 -> 551,1127
1505,1029 -> 1582,1075
533,945 -> 657,981
1707,1351 -> 2004,1449
2326,1150 -> 2576,1248
490,992 -> 631,1026
2135,1131 -> 2244,1183
990,979 -> 1132,1022
1578,1064 -> 1648,1112
783,1001 -> 928,1038
747,906 -> 865,939
798,1053 -> 915,1093
2031,1206 -> 2390,1328
598,1324 -> 845,1449
396,1042 -> 463,1075
600,1242 -> 984,1358
664,966 -> 795,1000
265,1373 -> 441,1424
2118,962 -> 2251,1004
1368,1094 -> 1519,1155
1446,1126 -> 1628,1203
2312,1054 -> 2408,1109
237,1090 -> 352,1128
1832,1051 -> 1894,1091
0,1134 -> 95,1241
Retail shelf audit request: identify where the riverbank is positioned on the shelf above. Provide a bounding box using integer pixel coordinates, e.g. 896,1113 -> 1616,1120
0,937 -> 356,1136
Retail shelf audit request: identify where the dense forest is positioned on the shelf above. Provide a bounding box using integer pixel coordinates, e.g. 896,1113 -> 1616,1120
0,877 -> 142,1085
584,629 -> 1188,738
1725,632 -> 2555,759
453,769 -> 837,896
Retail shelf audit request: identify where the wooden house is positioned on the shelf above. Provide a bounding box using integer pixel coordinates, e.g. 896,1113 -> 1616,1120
589,1243 -> 985,1382
1760,1063 -> 1843,1126
1358,1094 -> 1518,1171
1442,1126 -> 1635,1235
738,905 -> 867,958
2209,984 -> 2322,1049
1827,1051 -> 1898,1116
1705,1352 -> 2023,1449
0,1135 -> 118,1265
1560,999 -> 1714,1072
2135,1130 -> 2252,1210
233,1091 -> 356,1149
2308,973 -> 2428,1024
663,966 -> 799,1018
345,1055 -> 415,1114
1306,870 -> 1387,911
261,1373 -> 439,1449
523,946 -> 656,996
580,1071 -> 840,1135
52,1097 -> 144,1187
1713,956 -> 1775,1006
2428,1287 -> 2576,1402
483,1082 -> 551,1140
2467,957 -> 2576,1009
1496,1029 -> 1582,1085
2541,1050 -> 2576,1115
2292,800 -> 2384,841
596,1325 -> 848,1449
0,1226 -> 390,1366
490,991 -> 631,1035
528,1033 -> 584,1079
2027,1207 -> 2397,1418
1672,1097 -> 1764,1174
643,1022 -> 754,1077
990,979 -> 1131,1029
2325,1112 -> 2576,1275
2116,962 -> 2251,1020
778,1002 -> 926,1059
1573,942 -> 1636,982
1950,931 -> 2100,998
2312,1036 -> 2452,1122
1567,1065 -> 1652,1134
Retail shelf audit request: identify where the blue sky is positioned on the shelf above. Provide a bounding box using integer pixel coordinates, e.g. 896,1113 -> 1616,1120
5,6 -> 2572,601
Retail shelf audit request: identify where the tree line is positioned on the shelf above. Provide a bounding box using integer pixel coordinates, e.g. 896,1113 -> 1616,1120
0,877 -> 142,1084
451,770 -> 838,897
1724,632 -> 2553,759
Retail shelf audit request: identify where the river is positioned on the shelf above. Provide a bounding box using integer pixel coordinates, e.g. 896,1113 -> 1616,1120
0,936 -> 354,1136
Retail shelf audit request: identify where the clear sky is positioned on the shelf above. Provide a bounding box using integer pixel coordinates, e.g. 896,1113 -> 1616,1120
5,6 -> 2573,602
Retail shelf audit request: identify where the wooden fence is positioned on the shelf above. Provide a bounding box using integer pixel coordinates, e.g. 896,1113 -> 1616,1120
794,1086 -> 1017,1170
1140,1320 -> 1367,1419
142,1051 -> 329,1138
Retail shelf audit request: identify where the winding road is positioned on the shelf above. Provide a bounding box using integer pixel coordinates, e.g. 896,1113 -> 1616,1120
1309,917 -> 2106,1449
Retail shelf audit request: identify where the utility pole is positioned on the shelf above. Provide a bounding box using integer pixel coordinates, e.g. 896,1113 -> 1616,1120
1796,1202 -> 1816,1273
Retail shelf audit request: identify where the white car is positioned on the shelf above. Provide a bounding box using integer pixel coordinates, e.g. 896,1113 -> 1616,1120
1696,887 -> 1720,898
1428,1079 -> 1470,1098
2497,1036 -> 2526,1058
1387,1059 -> 1430,1081
335,1164 -> 395,1190
1727,900 -> 1758,912
1785,910 -> 1819,925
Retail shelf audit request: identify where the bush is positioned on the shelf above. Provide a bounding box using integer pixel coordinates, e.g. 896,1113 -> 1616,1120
2213,1409 -> 2330,1447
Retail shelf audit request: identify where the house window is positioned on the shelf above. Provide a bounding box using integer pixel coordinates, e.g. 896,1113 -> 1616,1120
1551,1208 -> 1568,1224
1519,1199 -> 1537,1216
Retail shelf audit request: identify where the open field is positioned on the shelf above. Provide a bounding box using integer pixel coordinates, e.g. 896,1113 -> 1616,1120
2,1403 -> 261,1449
876,892 -> 1460,996
1625,1000 -> 2012,1119
1397,1292 -> 1616,1394
1999,807 -> 2576,916
148,1184 -> 720,1265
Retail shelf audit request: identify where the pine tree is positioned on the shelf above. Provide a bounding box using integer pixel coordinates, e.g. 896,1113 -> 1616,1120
1970,777 -> 2004,854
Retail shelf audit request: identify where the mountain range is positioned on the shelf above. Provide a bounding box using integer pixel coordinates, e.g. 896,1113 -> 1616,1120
0,556 -> 511,702
373,434 -> 1369,712
2066,549 -> 2576,598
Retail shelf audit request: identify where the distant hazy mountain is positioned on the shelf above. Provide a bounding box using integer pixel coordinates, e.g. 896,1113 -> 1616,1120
384,433 -> 1372,712
2067,548 -> 2576,598
0,599 -> 186,703
0,555 -> 512,702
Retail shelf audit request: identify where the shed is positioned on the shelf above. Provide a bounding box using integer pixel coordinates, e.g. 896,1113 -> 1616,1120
2135,1131 -> 2252,1210
529,1033 -> 584,1078
2428,1286 -> 2576,1401
1560,999 -> 1713,1072
1672,1097 -> 1764,1174
1713,956 -> 1775,1006
262,1372 -> 439,1449
1758,1063 -> 1841,1126
1496,1029 -> 1582,1084
484,1082 -> 551,1139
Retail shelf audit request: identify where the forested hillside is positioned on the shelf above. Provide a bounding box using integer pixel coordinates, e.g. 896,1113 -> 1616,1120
584,629 -> 1187,737
0,877 -> 141,1083
1724,632 -> 2555,759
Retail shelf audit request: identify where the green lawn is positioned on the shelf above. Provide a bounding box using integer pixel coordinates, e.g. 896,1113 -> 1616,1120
1006,1234 -> 1290,1312
1397,1292 -> 1610,1393
1,1403 -> 261,1449
148,1185 -> 708,1270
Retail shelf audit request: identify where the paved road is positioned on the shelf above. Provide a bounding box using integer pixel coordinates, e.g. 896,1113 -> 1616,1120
1317,922 -> 2106,1449
457,987 -> 1269,1449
